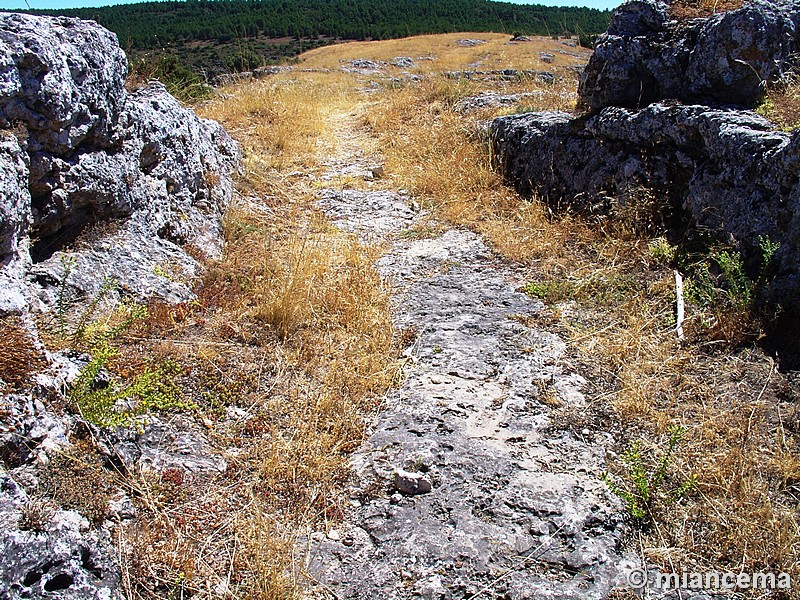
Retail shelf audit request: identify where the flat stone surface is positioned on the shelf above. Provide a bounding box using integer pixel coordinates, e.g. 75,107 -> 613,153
305,178 -> 630,599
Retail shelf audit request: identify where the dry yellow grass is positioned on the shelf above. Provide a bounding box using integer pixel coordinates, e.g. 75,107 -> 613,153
198,72 -> 358,176
111,201 -> 398,598
71,68 -> 400,598
758,75 -> 800,131
670,0 -> 743,19
299,32 -> 590,73
114,42 -> 591,596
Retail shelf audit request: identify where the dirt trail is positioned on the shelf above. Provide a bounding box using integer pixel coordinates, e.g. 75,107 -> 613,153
302,104 -> 632,599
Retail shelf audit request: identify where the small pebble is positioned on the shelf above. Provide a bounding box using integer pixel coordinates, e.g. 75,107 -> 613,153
393,469 -> 432,495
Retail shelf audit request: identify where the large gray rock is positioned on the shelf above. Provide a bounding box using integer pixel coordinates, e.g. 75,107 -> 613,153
0,13 -> 127,155
579,0 -> 800,111
27,81 -> 239,305
27,81 -> 239,306
490,104 -> 800,292
108,415 -> 227,476
0,14 -> 240,598
0,133 -> 31,313
0,12 -> 239,314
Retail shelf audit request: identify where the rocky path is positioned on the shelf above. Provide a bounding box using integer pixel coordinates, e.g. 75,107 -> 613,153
302,106 -> 631,599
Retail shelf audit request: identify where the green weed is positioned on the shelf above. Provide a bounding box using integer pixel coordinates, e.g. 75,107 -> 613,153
128,54 -> 213,104
523,280 -> 574,302
758,234 -> 780,280
68,342 -> 194,428
52,257 -> 193,428
648,237 -> 677,266
603,425 -> 696,523
684,237 -> 779,315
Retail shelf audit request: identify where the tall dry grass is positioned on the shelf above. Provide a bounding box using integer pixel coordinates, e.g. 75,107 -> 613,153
197,73 -> 357,179
116,202 -> 398,599
107,73 -> 400,599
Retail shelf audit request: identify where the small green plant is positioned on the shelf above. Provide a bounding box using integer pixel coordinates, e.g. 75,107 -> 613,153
50,254 -> 192,427
603,425 -> 696,522
758,234 -> 780,281
68,342 -> 194,428
683,247 -> 750,311
684,238 -> 780,316
714,249 -> 752,310
648,237 -> 677,266
72,278 -> 118,343
51,257 -> 151,349
522,280 -> 574,302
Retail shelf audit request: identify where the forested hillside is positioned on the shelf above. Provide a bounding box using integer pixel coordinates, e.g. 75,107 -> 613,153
30,0 -> 608,76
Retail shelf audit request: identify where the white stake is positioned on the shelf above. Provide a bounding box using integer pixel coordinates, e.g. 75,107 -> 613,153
675,269 -> 685,341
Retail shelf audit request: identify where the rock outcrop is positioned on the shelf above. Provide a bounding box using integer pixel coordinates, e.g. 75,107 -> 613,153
491,0 -> 800,304
1,475 -> 121,600
578,0 -> 800,111
0,12 -> 239,315
0,13 -> 240,599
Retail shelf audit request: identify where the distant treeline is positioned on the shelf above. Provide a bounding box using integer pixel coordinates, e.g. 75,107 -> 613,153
31,0 -> 610,50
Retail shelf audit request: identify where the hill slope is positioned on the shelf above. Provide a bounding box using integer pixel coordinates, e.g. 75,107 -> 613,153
39,0 -> 609,47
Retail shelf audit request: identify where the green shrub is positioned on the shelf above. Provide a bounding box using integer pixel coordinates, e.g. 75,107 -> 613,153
603,426 -> 696,523
523,280 -> 574,302
684,237 -> 779,314
68,342 -> 194,428
225,48 -> 264,72
129,54 -> 213,104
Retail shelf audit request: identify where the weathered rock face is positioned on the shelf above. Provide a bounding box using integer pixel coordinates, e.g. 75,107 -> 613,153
1,475 -> 121,600
0,12 -> 240,314
491,104 -> 800,277
0,13 -> 127,155
491,0 -> 800,304
0,13 -> 240,600
0,134 -> 31,313
579,0 -> 800,111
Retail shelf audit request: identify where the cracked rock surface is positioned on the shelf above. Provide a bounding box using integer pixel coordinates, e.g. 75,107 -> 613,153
0,475 -> 121,600
305,188 -> 629,598
579,0 -> 800,112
